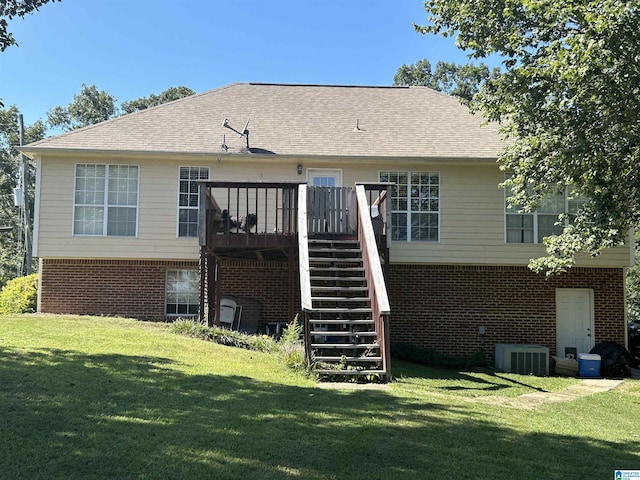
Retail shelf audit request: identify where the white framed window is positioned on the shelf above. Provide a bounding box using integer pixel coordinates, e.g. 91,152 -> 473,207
379,171 -> 440,242
307,168 -> 342,187
178,167 -> 209,237
505,183 -> 587,243
165,269 -> 199,316
74,164 -> 139,236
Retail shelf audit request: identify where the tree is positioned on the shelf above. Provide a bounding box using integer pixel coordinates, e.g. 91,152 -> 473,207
418,1 -> 640,274
0,105 -> 45,287
394,58 -> 497,103
47,84 -> 117,131
121,86 -> 195,114
628,231 -> 640,323
0,0 -> 61,52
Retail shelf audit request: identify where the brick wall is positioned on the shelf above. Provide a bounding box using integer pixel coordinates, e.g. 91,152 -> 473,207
39,259 -> 197,321
217,260 -> 301,324
388,265 -> 626,358
39,259 -> 626,359
39,258 -> 298,325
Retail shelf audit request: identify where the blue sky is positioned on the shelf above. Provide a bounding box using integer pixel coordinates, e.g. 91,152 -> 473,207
0,0 -> 488,126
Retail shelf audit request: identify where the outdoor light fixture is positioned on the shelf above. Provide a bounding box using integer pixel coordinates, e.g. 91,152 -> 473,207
297,164 -> 303,175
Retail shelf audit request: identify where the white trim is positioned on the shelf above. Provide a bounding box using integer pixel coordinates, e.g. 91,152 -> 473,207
306,168 -> 343,187
555,288 -> 595,355
165,268 -> 200,317
72,163 -> 140,237
176,166 -> 210,239
32,156 -> 42,256
378,169 -> 440,243
504,181 -> 587,244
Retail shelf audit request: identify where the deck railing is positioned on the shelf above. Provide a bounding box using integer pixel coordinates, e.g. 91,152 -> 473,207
355,184 -> 391,377
198,181 -> 301,249
306,186 -> 355,235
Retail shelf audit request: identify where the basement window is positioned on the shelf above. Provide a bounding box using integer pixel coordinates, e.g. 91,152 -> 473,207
165,269 -> 199,316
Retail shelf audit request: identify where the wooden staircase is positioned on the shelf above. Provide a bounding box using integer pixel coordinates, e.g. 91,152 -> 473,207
298,184 -> 391,382
307,238 -> 386,380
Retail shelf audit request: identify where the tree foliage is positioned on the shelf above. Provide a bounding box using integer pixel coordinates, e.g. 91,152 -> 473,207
47,84 -> 117,131
393,58 -> 497,103
628,230 -> 640,323
121,86 -> 195,114
0,106 -> 45,287
1,84 -> 196,287
0,0 -> 61,52
418,1 -> 640,274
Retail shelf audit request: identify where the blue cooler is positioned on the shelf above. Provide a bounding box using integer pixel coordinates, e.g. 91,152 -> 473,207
578,353 -> 601,378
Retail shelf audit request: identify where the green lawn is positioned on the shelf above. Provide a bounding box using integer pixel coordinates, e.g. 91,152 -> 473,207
1,314 -> 638,479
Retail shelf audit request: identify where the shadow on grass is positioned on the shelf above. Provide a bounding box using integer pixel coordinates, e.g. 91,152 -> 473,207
0,347 -> 637,480
393,360 -> 550,394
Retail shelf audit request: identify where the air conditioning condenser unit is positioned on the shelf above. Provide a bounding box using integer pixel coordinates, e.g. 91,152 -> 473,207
494,344 -> 549,376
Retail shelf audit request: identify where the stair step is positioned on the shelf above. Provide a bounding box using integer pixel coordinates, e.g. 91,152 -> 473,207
312,296 -> 370,302
309,257 -> 363,263
309,319 -> 374,325
309,239 -> 359,246
309,267 -> 365,272
310,331 -> 377,336
314,369 -> 386,375
308,248 -> 362,254
314,356 -> 383,362
310,276 -> 366,282
311,343 -> 379,349
311,307 -> 372,313
311,286 -> 368,292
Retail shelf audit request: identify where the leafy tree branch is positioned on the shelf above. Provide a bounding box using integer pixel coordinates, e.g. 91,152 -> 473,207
418,0 -> 640,274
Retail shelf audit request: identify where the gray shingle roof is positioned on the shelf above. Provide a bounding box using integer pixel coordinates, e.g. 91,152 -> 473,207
23,83 -> 504,159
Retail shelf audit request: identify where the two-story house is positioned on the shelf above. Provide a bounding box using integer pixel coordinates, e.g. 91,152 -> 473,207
21,83 -> 631,378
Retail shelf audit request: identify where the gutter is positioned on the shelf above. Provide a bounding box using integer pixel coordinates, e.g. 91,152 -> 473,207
18,146 -> 499,165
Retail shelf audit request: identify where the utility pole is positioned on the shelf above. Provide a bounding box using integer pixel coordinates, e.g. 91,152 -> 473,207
18,114 -> 32,275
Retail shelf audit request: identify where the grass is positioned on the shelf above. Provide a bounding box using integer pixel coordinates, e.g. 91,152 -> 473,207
1,314 -> 639,480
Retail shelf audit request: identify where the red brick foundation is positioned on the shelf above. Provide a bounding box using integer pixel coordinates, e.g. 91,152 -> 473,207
39,259 -> 626,358
388,265 -> 626,358
38,258 -> 297,325
39,259 -> 197,321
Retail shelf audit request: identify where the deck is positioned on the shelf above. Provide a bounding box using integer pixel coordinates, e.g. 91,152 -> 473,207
197,180 -> 393,381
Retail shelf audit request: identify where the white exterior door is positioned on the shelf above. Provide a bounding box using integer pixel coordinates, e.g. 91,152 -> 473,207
556,288 -> 594,356
307,169 -> 342,187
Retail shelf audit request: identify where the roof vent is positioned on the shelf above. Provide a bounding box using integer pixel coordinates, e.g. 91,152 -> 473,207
352,119 -> 364,132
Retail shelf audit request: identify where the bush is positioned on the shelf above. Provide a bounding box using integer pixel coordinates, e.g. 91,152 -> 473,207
277,315 -> 308,372
170,316 -> 310,374
0,274 -> 38,314
391,342 -> 488,370
170,319 -> 278,353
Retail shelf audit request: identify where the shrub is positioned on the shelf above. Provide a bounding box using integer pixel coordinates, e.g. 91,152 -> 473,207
170,319 -> 277,353
170,316 -> 310,374
277,315 -> 308,372
0,274 -> 38,314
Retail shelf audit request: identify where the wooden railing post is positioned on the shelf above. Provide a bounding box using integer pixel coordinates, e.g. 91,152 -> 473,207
297,185 -> 313,364
355,185 -> 391,380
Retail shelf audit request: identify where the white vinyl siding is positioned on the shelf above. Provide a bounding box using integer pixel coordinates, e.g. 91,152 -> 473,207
35,156 -> 631,266
74,164 -> 138,236
165,269 -> 199,316
178,167 -> 209,237
379,171 -> 439,242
